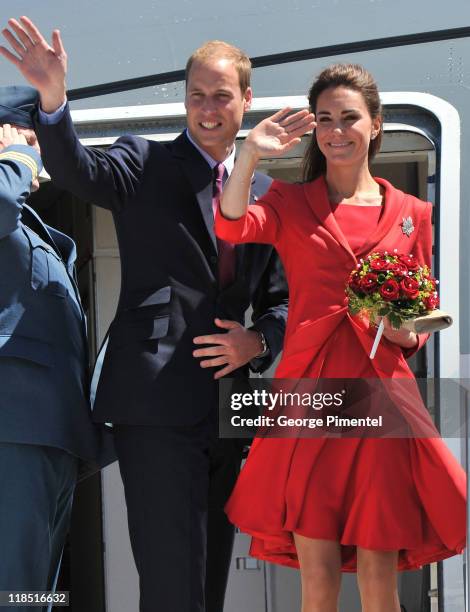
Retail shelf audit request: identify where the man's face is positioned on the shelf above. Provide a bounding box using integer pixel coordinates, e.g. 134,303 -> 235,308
185,57 -> 252,161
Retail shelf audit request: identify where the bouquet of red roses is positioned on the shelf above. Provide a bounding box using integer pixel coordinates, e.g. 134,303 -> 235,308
346,250 -> 439,330
346,250 -> 451,358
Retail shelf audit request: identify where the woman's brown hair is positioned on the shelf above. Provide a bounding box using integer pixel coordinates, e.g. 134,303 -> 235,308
302,63 -> 383,182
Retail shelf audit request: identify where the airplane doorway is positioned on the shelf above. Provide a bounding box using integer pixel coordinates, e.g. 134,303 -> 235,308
21,93 -> 463,612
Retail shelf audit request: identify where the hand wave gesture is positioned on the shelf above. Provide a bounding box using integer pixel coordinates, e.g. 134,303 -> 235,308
245,107 -> 316,159
0,17 -> 67,110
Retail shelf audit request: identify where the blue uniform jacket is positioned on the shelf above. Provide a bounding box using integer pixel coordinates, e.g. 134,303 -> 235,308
0,144 -> 113,474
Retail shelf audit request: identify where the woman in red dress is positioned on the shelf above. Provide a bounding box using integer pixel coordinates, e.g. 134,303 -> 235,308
215,64 -> 466,612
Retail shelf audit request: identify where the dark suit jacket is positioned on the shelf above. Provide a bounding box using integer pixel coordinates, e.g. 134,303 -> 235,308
0,144 -> 110,470
35,107 -> 288,426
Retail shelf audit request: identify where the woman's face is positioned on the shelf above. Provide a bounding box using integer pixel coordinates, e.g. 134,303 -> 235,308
314,86 -> 381,169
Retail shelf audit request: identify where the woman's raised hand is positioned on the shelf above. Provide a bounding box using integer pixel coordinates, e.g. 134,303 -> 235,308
243,108 -> 316,160
219,108 -> 315,221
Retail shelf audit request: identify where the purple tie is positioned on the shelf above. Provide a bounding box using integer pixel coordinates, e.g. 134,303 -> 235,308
213,162 -> 235,288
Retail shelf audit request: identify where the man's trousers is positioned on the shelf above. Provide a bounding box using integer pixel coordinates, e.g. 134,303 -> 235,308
0,443 -> 77,612
113,416 -> 244,612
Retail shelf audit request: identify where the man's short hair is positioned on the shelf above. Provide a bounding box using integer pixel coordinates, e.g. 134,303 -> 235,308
185,41 -> 251,93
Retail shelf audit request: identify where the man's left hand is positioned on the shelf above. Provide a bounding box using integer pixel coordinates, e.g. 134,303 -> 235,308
193,318 -> 264,379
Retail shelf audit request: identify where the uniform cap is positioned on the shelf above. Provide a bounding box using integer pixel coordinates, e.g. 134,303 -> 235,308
0,85 -> 38,128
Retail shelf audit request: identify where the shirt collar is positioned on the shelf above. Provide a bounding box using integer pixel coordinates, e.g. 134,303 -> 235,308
185,129 -> 235,176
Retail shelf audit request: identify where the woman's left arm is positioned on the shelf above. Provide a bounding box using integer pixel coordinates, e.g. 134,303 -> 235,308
383,201 -> 433,354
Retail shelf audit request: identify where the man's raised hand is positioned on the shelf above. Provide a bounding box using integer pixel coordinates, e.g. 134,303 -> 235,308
0,17 -> 67,112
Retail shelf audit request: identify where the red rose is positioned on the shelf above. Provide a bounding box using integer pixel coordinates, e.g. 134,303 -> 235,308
389,262 -> 409,276
360,273 -> 379,294
369,257 -> 389,271
379,279 -> 400,301
424,294 -> 439,310
398,255 -> 420,271
400,277 -> 420,299
349,272 -> 363,293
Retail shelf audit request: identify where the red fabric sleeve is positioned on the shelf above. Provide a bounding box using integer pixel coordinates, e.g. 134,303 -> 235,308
215,181 -> 283,246
402,200 -> 433,359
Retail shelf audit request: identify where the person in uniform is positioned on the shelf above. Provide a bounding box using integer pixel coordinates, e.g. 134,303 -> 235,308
0,86 -> 112,612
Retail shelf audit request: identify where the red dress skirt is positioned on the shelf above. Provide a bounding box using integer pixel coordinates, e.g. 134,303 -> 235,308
225,203 -> 466,572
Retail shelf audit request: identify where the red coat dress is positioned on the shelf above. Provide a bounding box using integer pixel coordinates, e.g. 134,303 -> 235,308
215,175 -> 466,571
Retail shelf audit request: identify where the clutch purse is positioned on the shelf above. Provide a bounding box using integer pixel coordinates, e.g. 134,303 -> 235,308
401,309 -> 453,334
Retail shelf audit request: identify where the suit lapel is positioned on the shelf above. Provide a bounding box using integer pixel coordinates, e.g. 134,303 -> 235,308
171,133 -> 266,286
171,132 -> 218,254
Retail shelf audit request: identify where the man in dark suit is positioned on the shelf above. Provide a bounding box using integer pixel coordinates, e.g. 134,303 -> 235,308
0,88 -> 110,611
1,18 -> 288,612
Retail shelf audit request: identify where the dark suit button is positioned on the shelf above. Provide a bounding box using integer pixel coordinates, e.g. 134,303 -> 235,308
210,256 -> 218,264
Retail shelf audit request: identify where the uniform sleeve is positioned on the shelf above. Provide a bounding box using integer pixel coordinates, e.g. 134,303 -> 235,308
0,144 -> 43,239
215,180 -> 284,246
402,200 -> 433,359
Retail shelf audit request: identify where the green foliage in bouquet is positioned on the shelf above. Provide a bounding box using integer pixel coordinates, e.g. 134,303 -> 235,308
346,251 -> 439,329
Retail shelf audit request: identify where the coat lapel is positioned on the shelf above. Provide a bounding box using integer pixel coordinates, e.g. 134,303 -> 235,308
302,176 -> 356,262
46,225 -> 77,271
22,204 -> 63,259
22,204 -> 86,324
303,176 -> 408,262
171,132 -> 218,254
